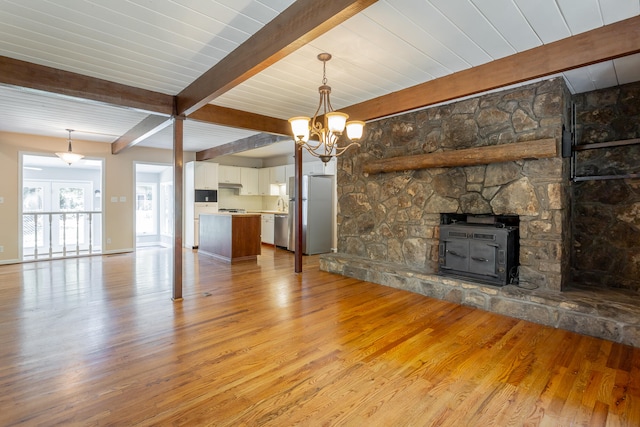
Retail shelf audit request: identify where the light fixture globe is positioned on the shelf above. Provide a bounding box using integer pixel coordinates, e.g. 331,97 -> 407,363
56,151 -> 84,165
289,53 -> 364,163
56,129 -> 84,165
288,116 -> 310,143
326,112 -> 348,134
346,121 -> 365,141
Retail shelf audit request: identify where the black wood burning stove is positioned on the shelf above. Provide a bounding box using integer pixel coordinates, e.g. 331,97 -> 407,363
438,215 -> 519,286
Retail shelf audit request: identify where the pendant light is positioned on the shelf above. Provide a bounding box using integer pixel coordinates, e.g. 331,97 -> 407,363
56,129 -> 84,165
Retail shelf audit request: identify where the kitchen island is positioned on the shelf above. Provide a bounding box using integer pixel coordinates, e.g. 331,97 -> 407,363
198,213 -> 261,263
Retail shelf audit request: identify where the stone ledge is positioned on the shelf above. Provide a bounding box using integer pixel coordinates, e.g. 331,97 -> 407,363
319,253 -> 640,348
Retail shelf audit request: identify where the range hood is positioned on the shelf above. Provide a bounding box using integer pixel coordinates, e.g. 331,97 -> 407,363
218,182 -> 243,189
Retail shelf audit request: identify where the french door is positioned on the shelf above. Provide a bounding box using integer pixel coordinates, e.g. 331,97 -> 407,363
23,180 -> 100,259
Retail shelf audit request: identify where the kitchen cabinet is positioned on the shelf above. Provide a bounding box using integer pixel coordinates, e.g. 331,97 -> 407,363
240,167 -> 260,195
259,168 -> 272,196
199,213 -> 261,263
185,161 -> 219,248
324,159 -> 336,175
219,165 -> 241,184
303,161 -> 325,176
270,165 -> 286,184
261,213 -> 274,244
284,164 -> 295,195
285,164 -> 295,180
194,161 -> 218,189
303,159 -> 336,176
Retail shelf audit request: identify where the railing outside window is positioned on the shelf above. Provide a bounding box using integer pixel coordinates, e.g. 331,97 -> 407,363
22,211 -> 103,260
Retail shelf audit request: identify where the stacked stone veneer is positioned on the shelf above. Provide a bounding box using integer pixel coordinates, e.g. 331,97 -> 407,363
572,81 -> 640,291
323,78 -> 572,292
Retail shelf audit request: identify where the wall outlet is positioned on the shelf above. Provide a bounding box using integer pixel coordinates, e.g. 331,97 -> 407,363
106,238 -> 111,244
0,246 -> 3,253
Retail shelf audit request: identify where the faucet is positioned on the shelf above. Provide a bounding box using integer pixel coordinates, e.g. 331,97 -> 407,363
277,197 -> 284,212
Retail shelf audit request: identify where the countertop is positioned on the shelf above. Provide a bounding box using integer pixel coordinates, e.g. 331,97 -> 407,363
248,210 -> 288,215
201,212 -> 261,217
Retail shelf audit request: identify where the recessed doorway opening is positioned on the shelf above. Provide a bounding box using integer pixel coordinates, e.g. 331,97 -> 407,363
21,153 -> 104,261
134,163 -> 173,249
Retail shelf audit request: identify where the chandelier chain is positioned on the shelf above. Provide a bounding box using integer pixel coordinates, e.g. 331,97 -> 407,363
322,60 -> 328,86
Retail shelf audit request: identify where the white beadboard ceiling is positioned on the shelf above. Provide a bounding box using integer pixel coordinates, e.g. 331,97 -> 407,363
1,0 -> 639,159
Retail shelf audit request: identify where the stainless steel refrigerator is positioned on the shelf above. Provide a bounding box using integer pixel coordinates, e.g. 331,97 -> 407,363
287,174 -> 334,255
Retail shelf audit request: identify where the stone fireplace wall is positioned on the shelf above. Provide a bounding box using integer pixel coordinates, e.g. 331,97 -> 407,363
329,78 -> 572,291
572,81 -> 640,291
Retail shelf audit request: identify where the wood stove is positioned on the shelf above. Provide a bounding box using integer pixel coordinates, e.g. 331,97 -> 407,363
438,214 -> 519,286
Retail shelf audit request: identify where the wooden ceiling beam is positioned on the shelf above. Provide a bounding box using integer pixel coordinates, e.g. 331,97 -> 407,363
0,56 -> 174,116
111,115 -> 173,154
197,133 -> 291,161
176,0 -> 378,116
342,15 -> 640,122
188,105 -> 290,136
112,0 -> 376,154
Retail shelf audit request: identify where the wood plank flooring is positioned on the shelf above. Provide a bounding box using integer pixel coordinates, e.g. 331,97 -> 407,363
0,246 -> 638,426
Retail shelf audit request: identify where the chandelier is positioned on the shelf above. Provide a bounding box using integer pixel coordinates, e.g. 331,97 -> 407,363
56,129 -> 84,165
289,53 -> 364,163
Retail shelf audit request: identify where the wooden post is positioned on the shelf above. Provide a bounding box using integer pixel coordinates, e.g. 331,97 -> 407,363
172,116 -> 184,301
295,143 -> 303,273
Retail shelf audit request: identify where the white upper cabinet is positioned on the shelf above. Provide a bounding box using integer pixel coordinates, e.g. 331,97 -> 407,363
270,166 -> 286,184
259,168 -> 272,196
218,165 -> 241,184
303,161 -> 326,176
194,161 -> 218,189
239,167 -> 260,196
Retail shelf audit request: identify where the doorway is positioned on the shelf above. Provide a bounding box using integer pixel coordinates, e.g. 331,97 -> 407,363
21,154 -> 103,260
134,163 -> 173,248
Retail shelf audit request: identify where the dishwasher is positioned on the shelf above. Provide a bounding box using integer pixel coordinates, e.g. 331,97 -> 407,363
274,214 -> 289,248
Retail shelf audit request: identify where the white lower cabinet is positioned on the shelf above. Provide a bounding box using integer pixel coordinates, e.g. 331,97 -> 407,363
261,214 -> 275,244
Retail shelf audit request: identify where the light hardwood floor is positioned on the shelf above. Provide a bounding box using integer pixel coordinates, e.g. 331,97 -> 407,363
0,246 -> 638,426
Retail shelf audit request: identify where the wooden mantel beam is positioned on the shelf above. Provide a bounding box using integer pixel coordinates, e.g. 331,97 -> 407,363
363,139 -> 558,174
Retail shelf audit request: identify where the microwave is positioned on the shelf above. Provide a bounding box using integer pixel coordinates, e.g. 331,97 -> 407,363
195,189 -> 217,203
